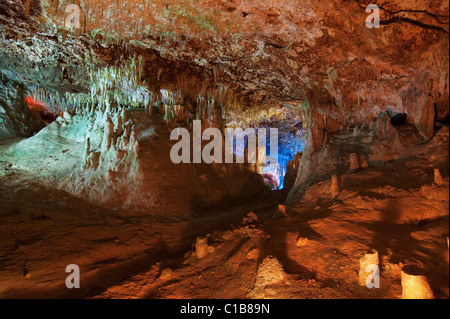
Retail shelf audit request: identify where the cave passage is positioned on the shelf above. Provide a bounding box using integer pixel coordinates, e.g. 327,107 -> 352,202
0,0 -> 448,302
229,121 -> 305,190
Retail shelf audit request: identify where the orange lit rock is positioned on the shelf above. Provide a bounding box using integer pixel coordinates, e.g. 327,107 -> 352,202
417,100 -> 436,139
195,237 -> 209,259
296,237 -> 310,247
242,211 -> 258,225
359,250 -> 379,286
247,211 -> 258,221
331,174 -> 339,199
250,256 -> 286,297
349,153 -> 359,171
434,168 -> 443,186
401,267 -> 434,299
246,248 -> 259,260
361,159 -> 369,168
277,204 -> 287,217
207,245 -> 216,254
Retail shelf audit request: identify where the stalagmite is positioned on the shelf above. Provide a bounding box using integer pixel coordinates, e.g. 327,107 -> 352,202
278,204 -> 288,217
361,159 -> 369,168
84,137 -> 90,157
401,267 -> 434,299
349,153 -> 359,171
358,250 -> 379,286
434,168 -> 443,186
296,237 -> 310,247
102,117 -> 114,153
252,256 -> 285,287
195,237 -> 208,259
331,174 -> 340,199
159,268 -> 173,281
248,256 -> 286,299
63,111 -> 72,122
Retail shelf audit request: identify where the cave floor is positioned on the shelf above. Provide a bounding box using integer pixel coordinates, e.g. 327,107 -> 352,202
0,120 -> 448,299
0,165 -> 281,298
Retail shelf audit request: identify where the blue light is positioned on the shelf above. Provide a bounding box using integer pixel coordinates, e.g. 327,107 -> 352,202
262,126 -> 305,189
226,123 -> 305,190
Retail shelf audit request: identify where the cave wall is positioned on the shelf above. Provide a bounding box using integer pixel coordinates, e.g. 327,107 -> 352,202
285,0 -> 449,203
0,74 -> 44,139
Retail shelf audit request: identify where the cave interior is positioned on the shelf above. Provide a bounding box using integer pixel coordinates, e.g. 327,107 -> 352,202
0,0 -> 449,299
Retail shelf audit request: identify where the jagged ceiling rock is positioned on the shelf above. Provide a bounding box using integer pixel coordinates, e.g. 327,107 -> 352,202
0,1 -> 99,92
2,1 -> 448,115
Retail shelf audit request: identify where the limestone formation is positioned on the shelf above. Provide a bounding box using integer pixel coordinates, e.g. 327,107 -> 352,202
296,237 -> 310,247
277,205 -> 288,217
349,153 -> 359,171
401,267 -> 434,299
195,237 -> 209,259
159,268 -> 174,281
242,211 -> 258,225
359,250 -> 379,286
434,168 -> 443,186
253,256 -> 285,287
246,248 -> 259,260
331,174 -> 340,199
248,256 -> 288,298
361,159 -> 369,168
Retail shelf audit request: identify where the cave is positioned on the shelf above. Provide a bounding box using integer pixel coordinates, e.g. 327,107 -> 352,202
0,0 -> 448,301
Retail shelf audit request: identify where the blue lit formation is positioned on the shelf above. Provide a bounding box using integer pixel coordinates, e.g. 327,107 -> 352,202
262,124 -> 305,189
